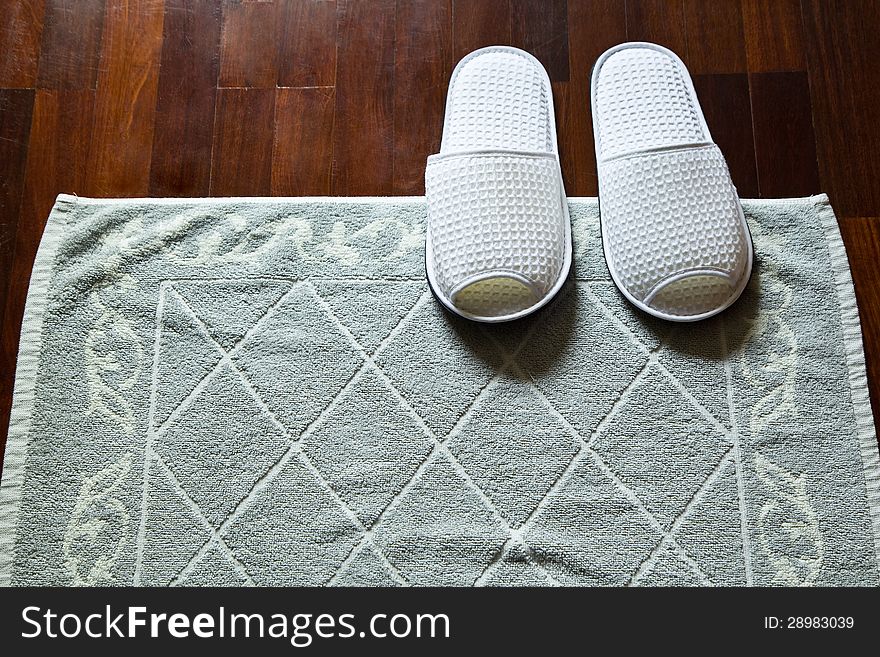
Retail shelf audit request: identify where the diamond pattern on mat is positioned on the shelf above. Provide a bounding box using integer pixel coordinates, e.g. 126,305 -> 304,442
657,315 -> 731,428
329,544 -> 401,587
139,276 -> 747,587
524,456 -> 661,586
140,459 -> 212,587
232,284 -> 362,436
372,452 -> 509,586
153,361 -> 290,528
311,280 -> 427,354
514,284 -> 649,437
222,456 -> 362,586
302,369 -> 433,527
592,366 -> 731,530
586,282 -> 670,351
447,377 -> 580,527
179,544 -> 251,587
633,543 -> 704,587
374,299 -> 503,437
172,279 -> 291,351
674,461 -> 746,585
152,290 -> 223,428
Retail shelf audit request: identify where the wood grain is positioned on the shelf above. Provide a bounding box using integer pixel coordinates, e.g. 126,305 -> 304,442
682,0 -> 747,74
272,86 -> 334,196
219,0 -> 278,88
392,0 -> 451,195
85,0 -> 164,197
566,0 -> 627,196
36,0 -> 105,89
0,90 -> 35,336
210,87 -> 275,196
625,0 -> 687,59
511,0 -> 569,82
0,0 -> 46,87
331,0 -> 395,195
741,0 -> 806,72
452,0 -> 510,61
150,0 -> 222,196
802,0 -> 880,217
18,91 -> 94,246
750,71 -> 820,198
277,0 -> 337,88
692,73 -> 758,198
551,81 -> 576,194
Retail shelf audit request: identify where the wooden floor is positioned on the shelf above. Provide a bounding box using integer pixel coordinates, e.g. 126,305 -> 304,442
1,0 -> 880,453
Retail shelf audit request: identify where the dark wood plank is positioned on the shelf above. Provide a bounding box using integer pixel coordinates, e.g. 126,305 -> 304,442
566,0 -> 627,196
85,0 -> 164,197
210,87 -> 275,196
551,81 -> 577,194
0,0 -> 46,87
692,73 -> 759,197
510,0 -> 569,82
625,0 -> 688,60
392,0 -> 452,195
741,0 -> 806,72
749,71 -> 819,198
802,0 -> 880,217
272,87 -> 334,195
149,0 -> 222,197
682,0 -> 747,74
331,0 -> 395,195
838,216 -> 880,438
1,89 -> 94,446
451,0 -> 510,62
18,91 -> 94,247
277,0 -> 337,87
218,0 -> 278,88
36,0 -> 105,89
0,89 -> 35,340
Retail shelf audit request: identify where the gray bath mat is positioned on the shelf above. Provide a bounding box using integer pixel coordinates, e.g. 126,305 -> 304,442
1,194 -> 878,587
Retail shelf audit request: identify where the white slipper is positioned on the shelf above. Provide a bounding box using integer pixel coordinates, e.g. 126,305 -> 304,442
591,42 -> 753,322
425,46 -> 572,323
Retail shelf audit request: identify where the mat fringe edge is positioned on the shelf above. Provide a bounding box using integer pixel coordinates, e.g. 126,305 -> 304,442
813,193 -> 880,572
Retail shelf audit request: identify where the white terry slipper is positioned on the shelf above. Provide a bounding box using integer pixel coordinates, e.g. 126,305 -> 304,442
591,42 -> 753,322
425,46 -> 572,323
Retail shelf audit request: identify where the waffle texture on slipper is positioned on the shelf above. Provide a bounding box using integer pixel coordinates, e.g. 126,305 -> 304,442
591,42 -> 753,321
425,47 -> 571,322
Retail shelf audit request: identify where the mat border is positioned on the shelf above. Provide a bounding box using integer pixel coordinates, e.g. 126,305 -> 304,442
810,193 -> 880,568
1,193 -> 878,584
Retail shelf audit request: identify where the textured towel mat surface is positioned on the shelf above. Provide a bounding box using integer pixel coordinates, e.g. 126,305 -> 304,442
1,194 -> 879,586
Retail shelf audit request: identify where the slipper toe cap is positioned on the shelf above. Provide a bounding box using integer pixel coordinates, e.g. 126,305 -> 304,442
601,145 -> 752,320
